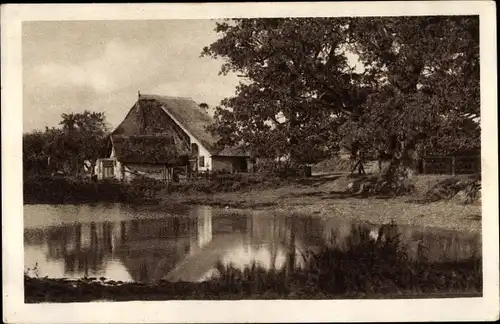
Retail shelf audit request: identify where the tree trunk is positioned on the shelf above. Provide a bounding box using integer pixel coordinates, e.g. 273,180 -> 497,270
71,155 -> 78,177
383,139 -> 417,182
90,161 -> 96,176
384,156 -> 402,181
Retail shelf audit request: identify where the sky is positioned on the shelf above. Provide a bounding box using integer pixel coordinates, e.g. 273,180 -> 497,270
22,19 -> 362,132
22,19 -> 241,132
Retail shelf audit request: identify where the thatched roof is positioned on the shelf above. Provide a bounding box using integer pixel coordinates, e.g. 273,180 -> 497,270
111,135 -> 189,165
213,147 -> 250,157
111,94 -> 250,159
138,94 -> 219,154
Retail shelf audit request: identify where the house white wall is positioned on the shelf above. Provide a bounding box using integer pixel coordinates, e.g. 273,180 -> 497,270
96,147 -> 128,181
160,106 -> 212,171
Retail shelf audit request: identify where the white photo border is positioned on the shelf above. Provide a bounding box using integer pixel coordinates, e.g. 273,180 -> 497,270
2,2 -> 498,323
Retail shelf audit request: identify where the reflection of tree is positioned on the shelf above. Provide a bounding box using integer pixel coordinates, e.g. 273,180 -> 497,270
61,222 -> 114,276
245,214 -> 303,271
24,228 -> 46,245
270,216 -> 277,270
319,219 -> 481,262
286,216 -> 296,274
41,214 -> 213,282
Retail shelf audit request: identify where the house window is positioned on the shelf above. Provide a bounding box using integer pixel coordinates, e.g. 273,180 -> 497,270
199,156 -> 205,167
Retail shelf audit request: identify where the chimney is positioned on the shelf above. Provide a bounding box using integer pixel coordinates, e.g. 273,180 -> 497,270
138,90 -> 141,98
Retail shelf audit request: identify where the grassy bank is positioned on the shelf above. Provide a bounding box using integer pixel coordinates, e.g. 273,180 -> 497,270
155,174 -> 481,232
25,224 -> 482,302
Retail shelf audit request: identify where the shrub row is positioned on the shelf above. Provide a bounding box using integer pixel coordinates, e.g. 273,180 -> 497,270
161,172 -> 289,194
23,175 -> 156,204
24,172 -> 296,204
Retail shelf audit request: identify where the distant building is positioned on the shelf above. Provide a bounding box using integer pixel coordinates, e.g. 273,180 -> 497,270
96,94 -> 251,181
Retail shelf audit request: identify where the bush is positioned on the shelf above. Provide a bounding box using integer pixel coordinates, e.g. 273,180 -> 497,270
348,176 -> 416,197
424,175 -> 481,204
166,180 -> 214,194
162,173 -> 271,194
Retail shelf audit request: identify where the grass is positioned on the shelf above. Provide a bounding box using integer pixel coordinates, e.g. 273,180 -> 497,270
153,174 -> 481,232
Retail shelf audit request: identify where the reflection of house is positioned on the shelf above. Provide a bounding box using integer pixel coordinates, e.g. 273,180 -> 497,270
113,210 -> 215,283
195,206 -> 213,248
96,94 -> 252,181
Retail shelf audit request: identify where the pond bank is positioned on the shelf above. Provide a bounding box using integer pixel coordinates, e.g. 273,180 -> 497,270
24,276 -> 482,303
157,184 -> 481,233
24,174 -> 481,233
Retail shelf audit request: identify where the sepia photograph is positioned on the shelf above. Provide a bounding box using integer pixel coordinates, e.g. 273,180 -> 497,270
2,2 -> 498,323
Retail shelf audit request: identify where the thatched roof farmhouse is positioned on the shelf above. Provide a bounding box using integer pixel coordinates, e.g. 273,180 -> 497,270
95,93 -> 251,181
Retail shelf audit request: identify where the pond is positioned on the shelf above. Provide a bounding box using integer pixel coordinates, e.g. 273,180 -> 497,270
24,204 -> 481,286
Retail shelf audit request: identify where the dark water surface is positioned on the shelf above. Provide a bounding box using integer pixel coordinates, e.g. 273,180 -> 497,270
24,204 -> 481,284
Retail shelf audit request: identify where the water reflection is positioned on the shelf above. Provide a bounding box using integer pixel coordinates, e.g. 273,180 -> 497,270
24,204 -> 481,284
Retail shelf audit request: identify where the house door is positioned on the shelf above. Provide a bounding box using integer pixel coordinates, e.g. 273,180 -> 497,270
233,157 -> 248,173
102,160 -> 114,178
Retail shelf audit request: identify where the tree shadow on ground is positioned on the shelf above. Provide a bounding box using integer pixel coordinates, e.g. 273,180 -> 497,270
463,214 -> 481,221
286,191 -> 327,198
319,191 -> 407,200
294,174 -> 344,187
405,198 -> 438,204
318,191 -> 367,200
285,188 -> 360,199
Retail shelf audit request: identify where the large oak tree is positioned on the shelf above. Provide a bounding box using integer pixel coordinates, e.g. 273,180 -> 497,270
202,18 -> 364,167
203,16 -> 479,178
343,16 -> 480,179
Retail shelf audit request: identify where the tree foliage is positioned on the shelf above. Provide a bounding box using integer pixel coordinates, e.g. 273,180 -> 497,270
23,111 -> 110,176
342,16 -> 480,178
203,16 -> 480,177
202,18 -> 365,166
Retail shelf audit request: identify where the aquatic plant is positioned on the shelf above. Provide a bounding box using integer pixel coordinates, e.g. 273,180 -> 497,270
24,262 -> 40,278
24,223 -> 482,302
210,222 -> 482,297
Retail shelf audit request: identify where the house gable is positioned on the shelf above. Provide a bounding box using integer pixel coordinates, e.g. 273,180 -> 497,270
112,100 -> 190,146
139,94 -> 218,153
160,105 -> 212,171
